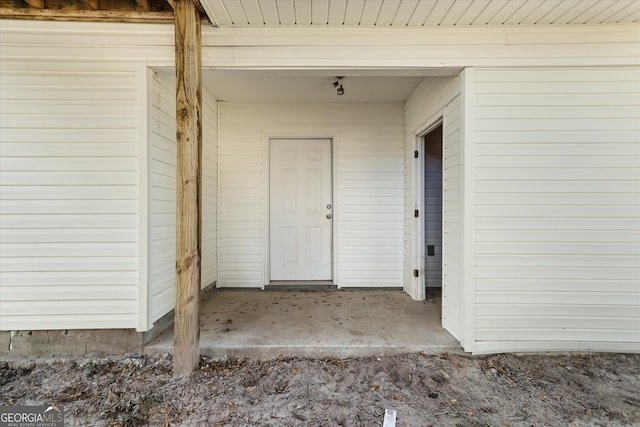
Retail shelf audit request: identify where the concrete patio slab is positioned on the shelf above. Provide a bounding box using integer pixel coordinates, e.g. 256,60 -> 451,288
145,289 -> 462,359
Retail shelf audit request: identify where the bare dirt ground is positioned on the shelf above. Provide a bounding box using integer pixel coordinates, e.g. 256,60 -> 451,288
1,352 -> 639,426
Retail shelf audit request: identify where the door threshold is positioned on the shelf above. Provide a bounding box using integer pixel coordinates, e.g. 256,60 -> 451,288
266,281 -> 337,291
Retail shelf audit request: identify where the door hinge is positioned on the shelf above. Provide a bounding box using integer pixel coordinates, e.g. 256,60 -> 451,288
414,150 -> 419,158
413,269 -> 419,278
414,209 -> 419,218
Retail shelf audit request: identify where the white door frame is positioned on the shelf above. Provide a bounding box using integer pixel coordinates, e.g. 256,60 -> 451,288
262,132 -> 339,288
413,116 -> 443,301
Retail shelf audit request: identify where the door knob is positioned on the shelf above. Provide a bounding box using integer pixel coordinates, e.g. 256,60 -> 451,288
326,214 -> 332,219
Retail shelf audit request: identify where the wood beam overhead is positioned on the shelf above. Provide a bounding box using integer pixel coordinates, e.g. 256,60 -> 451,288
137,0 -> 151,12
173,0 -> 202,376
23,0 -> 44,8
79,0 -> 99,10
0,0 -> 176,22
0,7 -> 173,22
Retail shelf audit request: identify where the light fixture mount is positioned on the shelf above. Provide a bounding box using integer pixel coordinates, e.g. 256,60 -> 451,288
333,76 -> 345,96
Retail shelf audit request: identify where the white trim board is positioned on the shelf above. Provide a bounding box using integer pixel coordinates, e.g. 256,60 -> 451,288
460,67 -> 477,352
412,117 -> 444,302
136,64 -> 152,332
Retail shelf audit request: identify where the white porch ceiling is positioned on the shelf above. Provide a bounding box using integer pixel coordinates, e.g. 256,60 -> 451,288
200,0 -> 640,27
202,69 -> 453,102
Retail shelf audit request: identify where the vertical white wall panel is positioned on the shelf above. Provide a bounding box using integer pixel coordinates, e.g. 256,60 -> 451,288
201,88 -> 219,289
403,76 -> 460,300
218,102 -> 405,288
148,72 -> 177,324
441,94 -> 463,342
471,67 -> 640,353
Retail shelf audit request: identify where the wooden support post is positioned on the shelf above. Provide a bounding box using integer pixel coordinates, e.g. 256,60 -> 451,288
173,0 -> 202,376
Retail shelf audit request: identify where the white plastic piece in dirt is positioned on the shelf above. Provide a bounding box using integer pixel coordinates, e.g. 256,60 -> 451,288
383,408 -> 397,427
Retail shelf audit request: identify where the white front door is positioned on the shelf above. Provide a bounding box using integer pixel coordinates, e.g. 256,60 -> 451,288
270,138 -> 333,281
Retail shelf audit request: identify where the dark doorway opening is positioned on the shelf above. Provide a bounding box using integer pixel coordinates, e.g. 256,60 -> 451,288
423,124 -> 443,294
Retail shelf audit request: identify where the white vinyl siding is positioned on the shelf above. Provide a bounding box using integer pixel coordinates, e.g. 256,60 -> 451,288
147,76 -> 219,324
218,103 -> 405,288
339,123 -> 405,286
0,20 -> 175,331
148,72 -> 177,324
201,87 -> 218,289
0,59 -> 141,331
404,76 -> 460,300
471,67 -> 640,353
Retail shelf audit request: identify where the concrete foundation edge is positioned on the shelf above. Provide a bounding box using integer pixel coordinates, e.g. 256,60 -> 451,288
0,282 -> 217,358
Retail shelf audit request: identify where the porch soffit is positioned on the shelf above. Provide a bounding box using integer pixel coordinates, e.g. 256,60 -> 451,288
201,0 -> 640,28
2,1 -> 639,27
